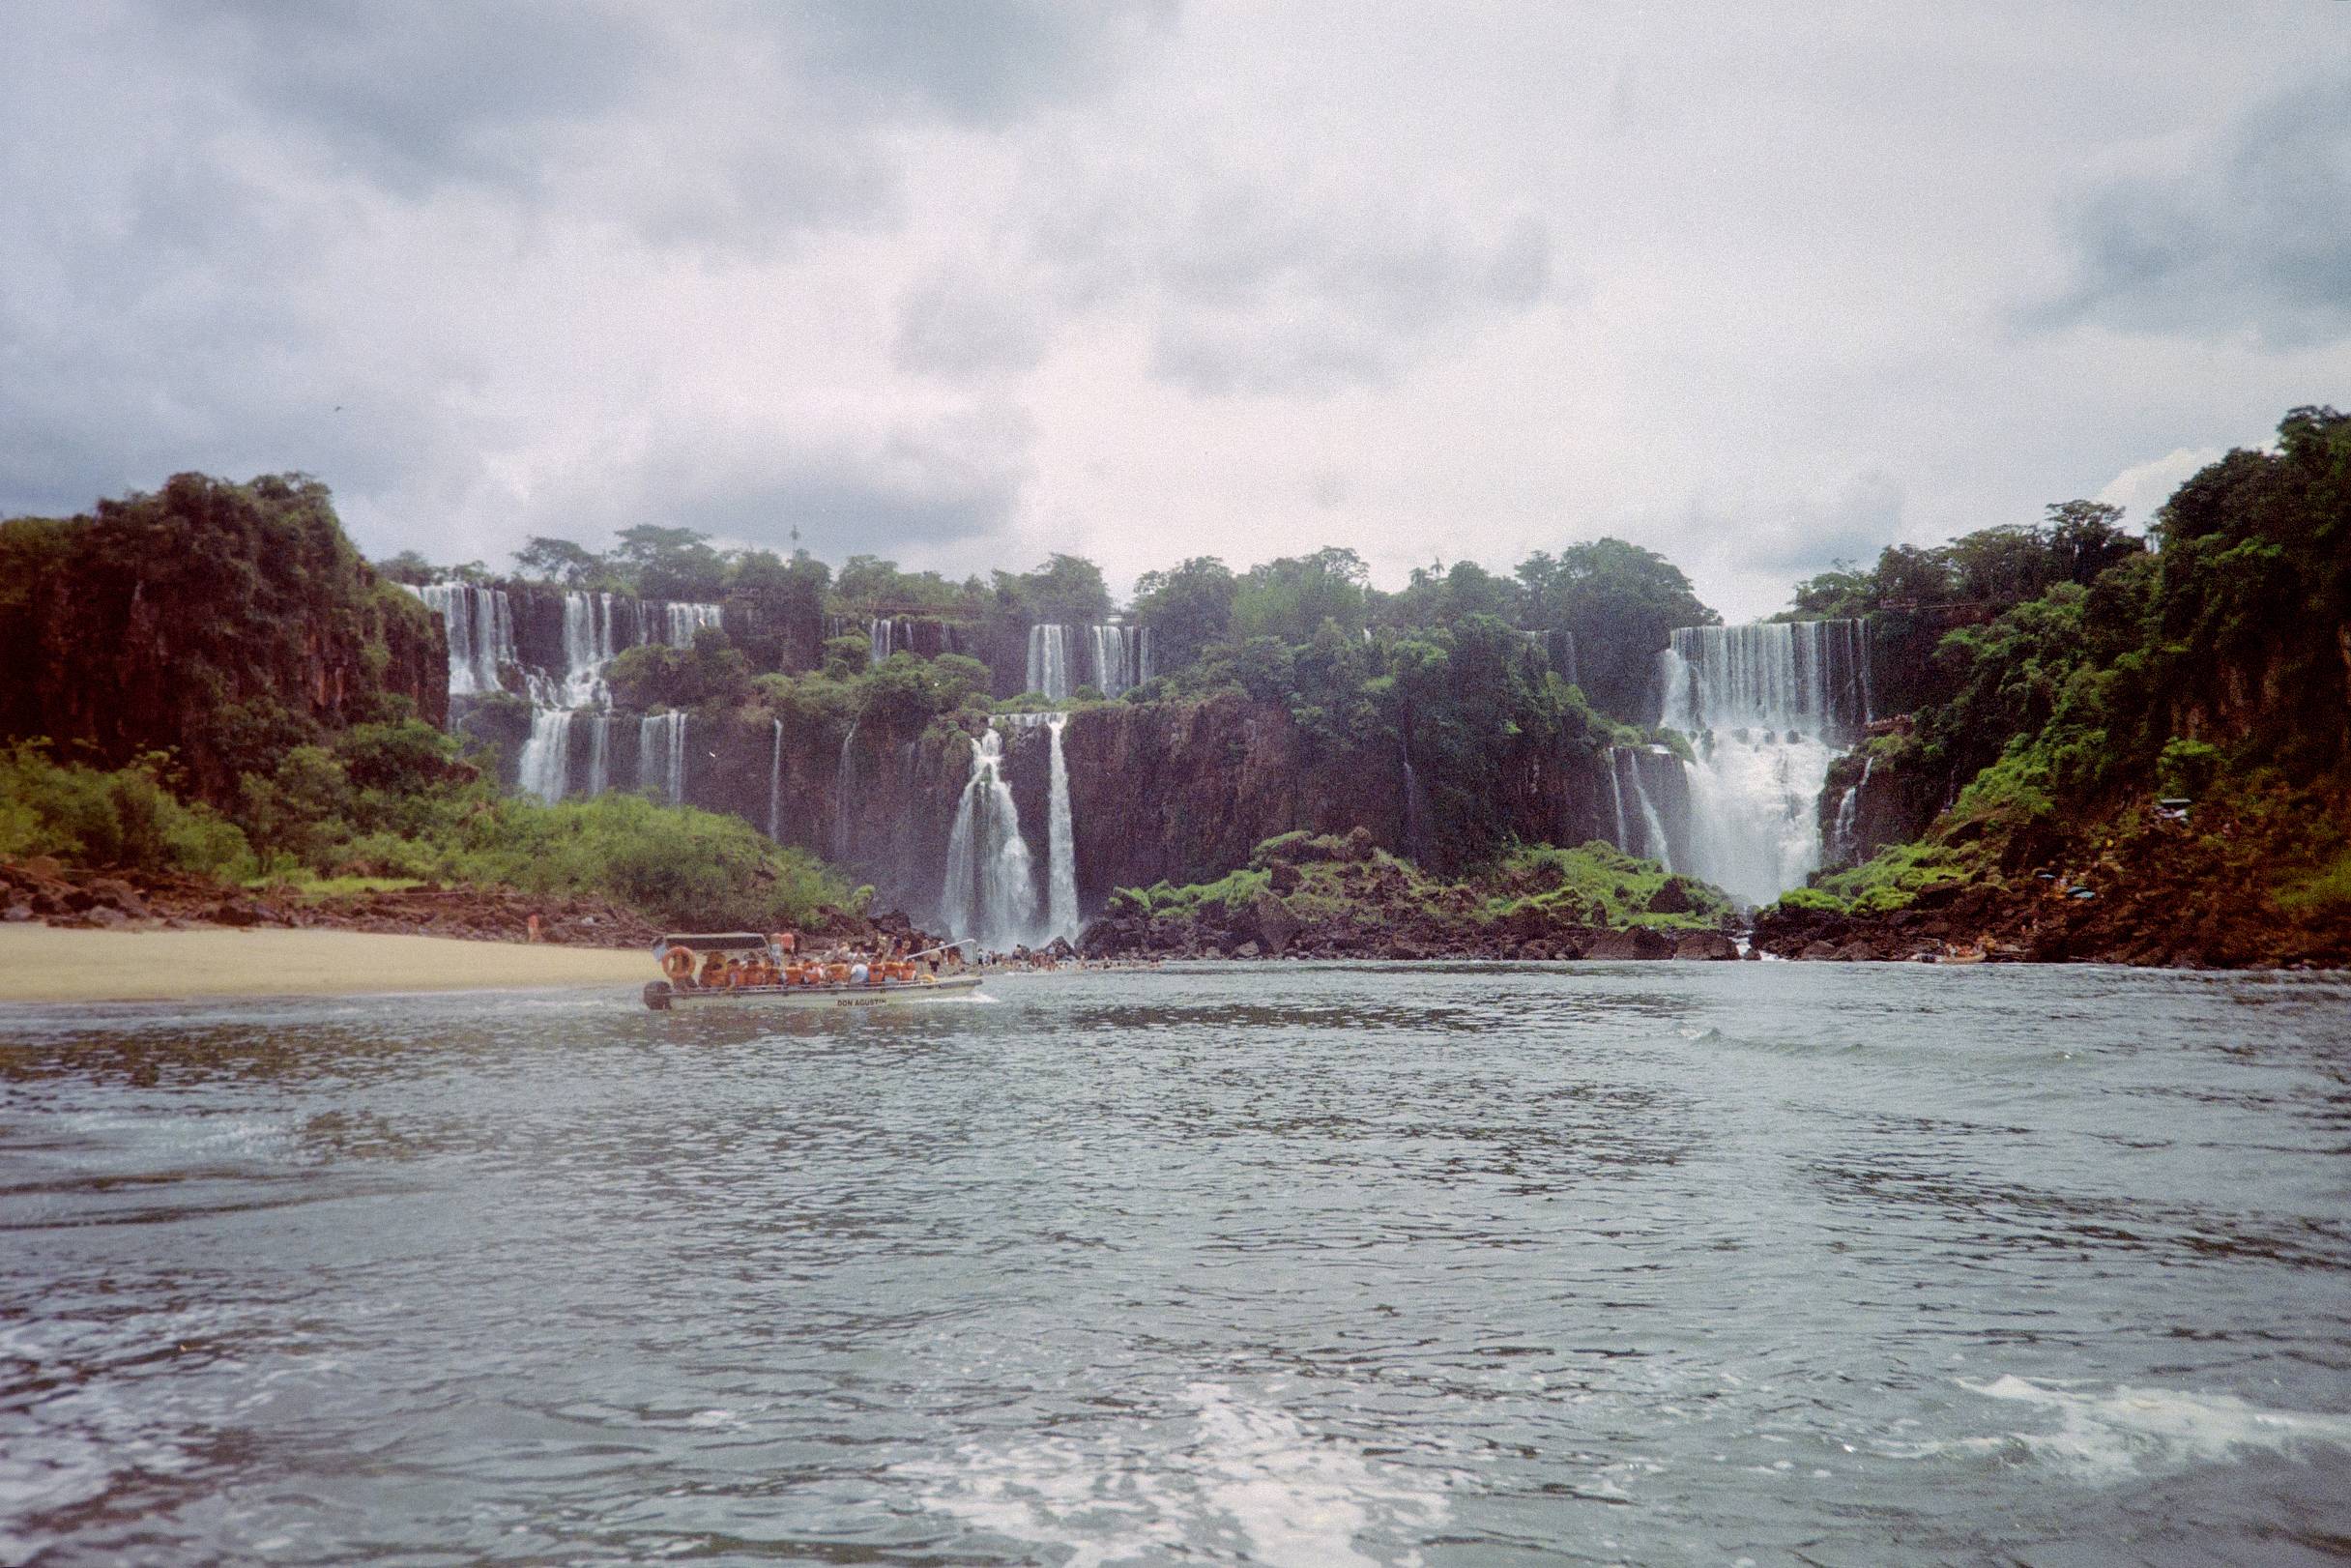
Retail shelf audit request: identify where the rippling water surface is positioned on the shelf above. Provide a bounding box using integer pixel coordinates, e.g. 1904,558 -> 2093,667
3,962 -> 2348,1565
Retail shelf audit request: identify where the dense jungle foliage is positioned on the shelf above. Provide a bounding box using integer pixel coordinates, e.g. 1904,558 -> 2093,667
0,731 -> 851,930
1784,407 -> 2350,917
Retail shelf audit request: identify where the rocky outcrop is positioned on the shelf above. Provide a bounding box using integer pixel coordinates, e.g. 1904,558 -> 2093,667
1756,791 -> 2351,968
1077,833 -> 1737,962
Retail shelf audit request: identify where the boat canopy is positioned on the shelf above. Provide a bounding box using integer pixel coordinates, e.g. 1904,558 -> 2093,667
652,932 -> 771,954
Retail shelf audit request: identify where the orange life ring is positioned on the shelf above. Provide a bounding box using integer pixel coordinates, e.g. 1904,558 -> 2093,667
661,945 -> 695,981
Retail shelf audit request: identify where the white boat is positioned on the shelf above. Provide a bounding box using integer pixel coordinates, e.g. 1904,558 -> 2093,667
641,932 -> 985,1011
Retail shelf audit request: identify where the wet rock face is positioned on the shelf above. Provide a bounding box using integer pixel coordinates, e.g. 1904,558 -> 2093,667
1056,697 -> 1616,906
1673,931 -> 1738,960
1587,927 -> 1676,961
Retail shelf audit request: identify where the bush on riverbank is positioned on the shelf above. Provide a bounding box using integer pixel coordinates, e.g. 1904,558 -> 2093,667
0,728 -> 856,932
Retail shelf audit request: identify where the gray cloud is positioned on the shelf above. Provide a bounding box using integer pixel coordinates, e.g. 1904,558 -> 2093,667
2030,71 -> 2351,347
611,412 -> 1036,565
794,0 -> 1176,127
898,171 -> 1558,395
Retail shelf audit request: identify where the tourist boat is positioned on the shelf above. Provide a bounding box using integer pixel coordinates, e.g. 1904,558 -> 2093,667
641,932 -> 984,1011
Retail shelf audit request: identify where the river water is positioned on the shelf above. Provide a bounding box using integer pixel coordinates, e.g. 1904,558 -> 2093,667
2,963 -> 2347,1565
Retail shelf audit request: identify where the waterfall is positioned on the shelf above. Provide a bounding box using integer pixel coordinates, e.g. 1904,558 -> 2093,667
1832,753 -> 1875,865
1608,750 -> 1631,849
1088,624 -> 1151,698
941,728 -> 1038,951
767,718 -> 783,841
1401,739 -> 1435,862
1027,624 -> 1071,701
664,602 -> 724,648
1044,714 -> 1079,942
1625,753 -> 1675,871
584,713 -> 611,798
517,709 -> 572,803
416,583 -> 514,695
1655,619 -> 1873,906
560,592 -> 620,708
831,719 -> 860,865
638,712 -> 686,804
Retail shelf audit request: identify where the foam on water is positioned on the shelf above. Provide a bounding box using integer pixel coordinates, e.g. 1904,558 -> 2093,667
900,1381 -> 1453,1567
1954,1376 -> 2351,1480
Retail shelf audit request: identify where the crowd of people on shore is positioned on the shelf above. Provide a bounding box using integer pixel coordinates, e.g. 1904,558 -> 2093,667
656,929 -> 1164,992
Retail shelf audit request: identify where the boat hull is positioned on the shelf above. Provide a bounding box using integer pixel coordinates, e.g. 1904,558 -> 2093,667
644,974 -> 985,1011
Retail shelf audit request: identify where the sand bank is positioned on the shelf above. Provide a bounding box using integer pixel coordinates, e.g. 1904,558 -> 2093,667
0,925 -> 649,1003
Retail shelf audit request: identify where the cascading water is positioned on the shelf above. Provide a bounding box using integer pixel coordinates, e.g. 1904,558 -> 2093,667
832,719 -> 859,865
941,728 -> 1038,951
560,592 -> 621,708
1029,624 -> 1151,700
1044,714 -> 1079,943
1027,625 -> 1071,701
414,583 -> 515,695
1831,754 -> 1876,866
584,713 -> 611,798
1401,739 -> 1435,863
638,712 -> 686,805
665,603 -> 724,649
1607,747 -> 1679,870
1655,620 -> 1872,906
767,718 -> 784,841
517,710 -> 572,803
1087,624 -> 1152,698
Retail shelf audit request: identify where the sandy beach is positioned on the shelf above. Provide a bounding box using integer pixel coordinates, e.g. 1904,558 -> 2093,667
0,925 -> 648,1003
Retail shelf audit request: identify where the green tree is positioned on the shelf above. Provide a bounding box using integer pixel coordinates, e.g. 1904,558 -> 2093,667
1514,538 -> 1715,720
513,536 -> 604,585
1230,547 -> 1370,644
614,524 -> 727,600
1129,556 -> 1237,671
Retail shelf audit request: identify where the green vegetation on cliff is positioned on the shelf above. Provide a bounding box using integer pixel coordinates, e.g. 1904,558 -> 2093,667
0,474 -> 445,803
1775,406 -> 2350,952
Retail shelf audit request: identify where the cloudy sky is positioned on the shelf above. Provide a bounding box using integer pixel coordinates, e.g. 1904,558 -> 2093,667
4,2 -> 2345,620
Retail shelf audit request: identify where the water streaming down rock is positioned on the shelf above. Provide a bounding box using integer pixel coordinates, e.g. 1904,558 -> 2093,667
638,712 -> 687,805
517,709 -> 573,803
1027,624 -> 1073,701
1655,620 -> 1873,906
941,728 -> 1038,951
1027,623 -> 1151,700
1401,740 -> 1436,863
1831,753 -> 1876,866
832,719 -> 859,865
1044,714 -> 1079,943
413,583 -> 515,695
584,713 -> 612,799
560,592 -> 623,708
767,718 -> 784,841
664,602 -> 725,649
1087,624 -> 1153,698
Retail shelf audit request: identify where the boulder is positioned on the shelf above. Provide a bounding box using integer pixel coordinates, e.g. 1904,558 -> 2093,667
1832,940 -> 1881,962
1672,931 -> 1738,961
1646,878 -> 1697,915
1798,939 -> 1839,961
1267,861 -> 1301,894
1251,890 -> 1301,956
1587,926 -> 1676,961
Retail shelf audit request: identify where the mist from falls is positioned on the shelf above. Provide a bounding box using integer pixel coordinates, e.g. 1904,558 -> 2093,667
1655,620 -> 1872,906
